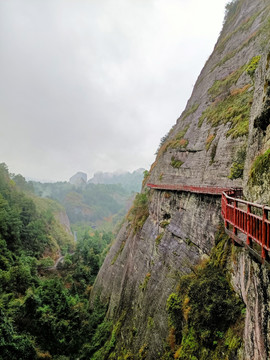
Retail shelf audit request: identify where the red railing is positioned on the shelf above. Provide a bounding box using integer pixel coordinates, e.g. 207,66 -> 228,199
147,183 -> 269,260
147,183 -> 230,195
222,189 -> 270,260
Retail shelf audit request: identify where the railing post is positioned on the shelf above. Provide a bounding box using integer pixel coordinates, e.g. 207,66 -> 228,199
262,206 -> 266,261
225,195 -> 228,229
233,199 -> 237,235
246,204 -> 251,246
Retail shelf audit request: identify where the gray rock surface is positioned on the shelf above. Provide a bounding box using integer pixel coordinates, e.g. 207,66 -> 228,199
91,191 -> 221,357
231,250 -> 270,360
55,210 -> 73,236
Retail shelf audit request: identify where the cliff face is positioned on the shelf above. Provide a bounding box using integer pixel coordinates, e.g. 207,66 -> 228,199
91,0 -> 270,358
92,192 -> 220,356
54,209 -> 73,236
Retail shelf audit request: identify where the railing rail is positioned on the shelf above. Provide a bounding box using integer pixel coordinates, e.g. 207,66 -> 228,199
147,183 -> 232,195
222,190 -> 270,260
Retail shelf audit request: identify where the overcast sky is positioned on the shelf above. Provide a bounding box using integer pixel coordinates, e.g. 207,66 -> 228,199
0,0 -> 228,182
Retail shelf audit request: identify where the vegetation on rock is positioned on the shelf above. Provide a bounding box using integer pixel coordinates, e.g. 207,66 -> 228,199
208,66 -> 246,100
163,227 -> 245,360
140,272 -> 151,291
198,86 -> 252,138
170,156 -> 184,169
155,126 -> 190,160
199,61 -> 254,139
155,104 -> 197,158
155,129 -> 174,155
181,103 -> 199,122
223,0 -> 240,25
249,148 -> 270,186
246,55 -> 261,79
210,142 -> 218,165
229,145 -> 247,179
127,191 -> 149,233
168,126 -> 190,149
155,232 -> 164,247
205,133 -> 216,152
220,0 -> 260,53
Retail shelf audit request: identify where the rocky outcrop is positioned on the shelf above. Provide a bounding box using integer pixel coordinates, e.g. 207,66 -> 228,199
69,171 -> 87,186
54,210 -> 73,236
91,0 -> 270,358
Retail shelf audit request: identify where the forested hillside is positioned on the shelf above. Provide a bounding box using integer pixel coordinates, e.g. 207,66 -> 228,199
31,176 -> 141,231
0,163 -> 114,359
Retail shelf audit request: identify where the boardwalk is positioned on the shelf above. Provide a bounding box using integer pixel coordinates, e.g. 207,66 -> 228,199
147,183 -> 269,262
147,183 -> 231,195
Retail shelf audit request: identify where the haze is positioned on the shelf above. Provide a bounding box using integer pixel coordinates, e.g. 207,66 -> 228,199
0,0 -> 228,182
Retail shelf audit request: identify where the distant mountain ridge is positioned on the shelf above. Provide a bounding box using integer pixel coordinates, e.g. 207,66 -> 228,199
88,168 -> 145,191
69,168 -> 145,192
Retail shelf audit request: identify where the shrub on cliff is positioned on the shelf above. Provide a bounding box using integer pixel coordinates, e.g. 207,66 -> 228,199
224,0 -> 239,24
127,191 -> 149,233
249,148 -> 270,186
164,228 -> 245,359
229,146 -> 246,180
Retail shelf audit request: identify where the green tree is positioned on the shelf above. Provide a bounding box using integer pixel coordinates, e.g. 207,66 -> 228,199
0,308 -> 37,359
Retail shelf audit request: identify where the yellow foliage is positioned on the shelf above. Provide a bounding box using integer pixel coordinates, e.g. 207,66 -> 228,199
168,327 -> 176,351
174,346 -> 181,359
205,134 -> 216,151
182,296 -> 191,321
230,83 -> 251,96
36,350 -> 52,359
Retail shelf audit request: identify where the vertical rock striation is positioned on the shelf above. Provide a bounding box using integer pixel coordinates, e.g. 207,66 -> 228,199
92,191 -> 221,357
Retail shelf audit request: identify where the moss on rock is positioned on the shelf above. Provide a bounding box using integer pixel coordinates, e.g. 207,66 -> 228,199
246,55 -> 261,79
229,146 -> 247,180
163,227 -> 245,360
198,86 -> 252,139
127,191 -> 149,233
170,157 -> 184,169
249,148 -> 270,186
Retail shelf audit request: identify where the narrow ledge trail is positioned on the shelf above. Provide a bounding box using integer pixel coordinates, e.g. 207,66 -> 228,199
147,183 -> 270,263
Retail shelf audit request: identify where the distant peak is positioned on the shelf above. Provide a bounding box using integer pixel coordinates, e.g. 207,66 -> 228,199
69,172 -> 87,186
